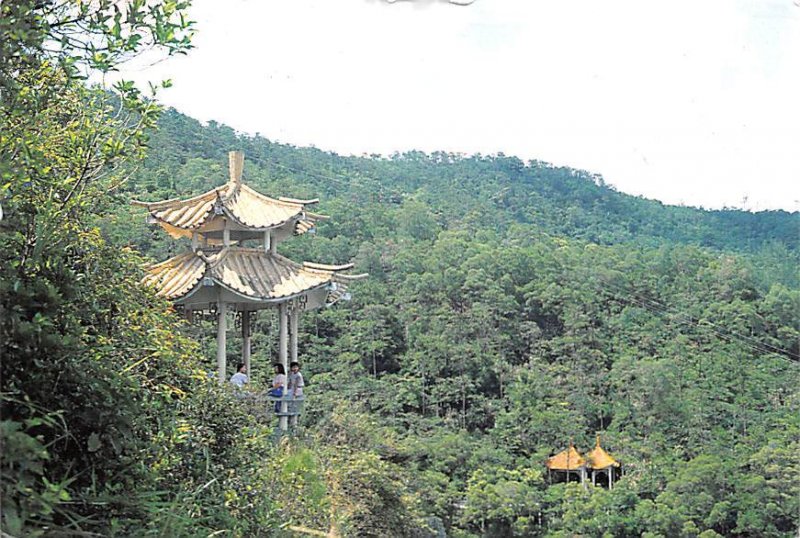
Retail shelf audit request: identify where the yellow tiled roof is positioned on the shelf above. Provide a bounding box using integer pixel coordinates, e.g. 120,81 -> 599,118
144,251 -> 206,300
143,247 -> 365,302
132,182 -> 321,237
545,444 -> 586,471
586,437 -> 620,469
226,184 -> 309,229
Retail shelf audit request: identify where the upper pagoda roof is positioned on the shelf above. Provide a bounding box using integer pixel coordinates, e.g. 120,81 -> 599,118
131,151 -> 326,239
142,247 -> 366,304
586,437 -> 620,469
545,443 -> 586,471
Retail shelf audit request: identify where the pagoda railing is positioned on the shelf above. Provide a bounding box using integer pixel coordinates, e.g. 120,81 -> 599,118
234,390 -> 305,423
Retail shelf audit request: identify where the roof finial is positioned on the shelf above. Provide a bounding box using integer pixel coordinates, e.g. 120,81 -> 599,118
229,150 -> 244,185
596,434 -> 601,447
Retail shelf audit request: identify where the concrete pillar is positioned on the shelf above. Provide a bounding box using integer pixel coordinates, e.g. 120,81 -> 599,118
216,301 -> 227,383
278,303 -> 288,431
290,307 -> 299,364
289,307 -> 301,427
242,310 -> 251,377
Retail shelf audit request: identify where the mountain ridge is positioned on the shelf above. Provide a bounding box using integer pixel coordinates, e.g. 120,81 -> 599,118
126,108 -> 797,257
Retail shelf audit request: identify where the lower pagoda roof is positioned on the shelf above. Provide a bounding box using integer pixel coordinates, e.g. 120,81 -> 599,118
143,247 -> 366,306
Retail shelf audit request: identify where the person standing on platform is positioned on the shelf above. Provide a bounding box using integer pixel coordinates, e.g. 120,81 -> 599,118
268,363 -> 286,413
287,361 -> 304,425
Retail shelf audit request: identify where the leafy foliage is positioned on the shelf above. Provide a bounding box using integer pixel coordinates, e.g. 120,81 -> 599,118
0,1 -> 283,535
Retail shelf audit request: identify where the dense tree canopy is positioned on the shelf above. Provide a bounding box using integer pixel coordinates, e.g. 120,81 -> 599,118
102,108 -> 798,536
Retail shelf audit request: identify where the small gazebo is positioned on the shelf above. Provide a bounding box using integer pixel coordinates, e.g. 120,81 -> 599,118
546,438 -> 622,489
586,436 -> 621,488
133,151 -> 365,430
545,441 -> 587,485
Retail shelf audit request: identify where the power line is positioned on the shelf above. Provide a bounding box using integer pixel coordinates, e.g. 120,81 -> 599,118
593,275 -> 800,363
616,282 -> 795,360
598,277 -> 794,360
249,154 -> 399,200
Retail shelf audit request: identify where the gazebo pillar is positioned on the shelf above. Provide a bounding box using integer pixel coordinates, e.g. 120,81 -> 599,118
242,310 -> 251,377
217,300 -> 227,383
289,306 -> 300,427
290,307 -> 299,364
278,302 -> 289,431
609,468 -> 613,489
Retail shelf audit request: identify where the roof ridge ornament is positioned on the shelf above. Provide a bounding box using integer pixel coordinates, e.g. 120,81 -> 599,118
229,150 -> 244,186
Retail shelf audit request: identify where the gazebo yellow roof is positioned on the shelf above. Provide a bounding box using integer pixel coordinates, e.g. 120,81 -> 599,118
131,152 -> 325,239
143,247 -> 366,303
586,437 -> 620,469
545,443 -> 586,471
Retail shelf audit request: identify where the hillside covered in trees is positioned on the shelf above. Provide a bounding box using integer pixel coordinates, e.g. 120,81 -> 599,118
2,2 -> 798,536
126,110 -> 798,260
111,110 -> 798,536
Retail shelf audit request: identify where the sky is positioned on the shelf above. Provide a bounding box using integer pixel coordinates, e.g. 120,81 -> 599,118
115,0 -> 800,211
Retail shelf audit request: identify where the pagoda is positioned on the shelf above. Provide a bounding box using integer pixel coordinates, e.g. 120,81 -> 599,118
545,441 -> 588,485
545,437 -> 621,488
133,151 -> 365,429
586,435 -> 621,488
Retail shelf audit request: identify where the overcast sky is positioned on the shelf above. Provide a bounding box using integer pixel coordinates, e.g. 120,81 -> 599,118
116,0 -> 800,211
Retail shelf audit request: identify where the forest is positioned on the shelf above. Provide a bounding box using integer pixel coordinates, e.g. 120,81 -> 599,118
2,2 -> 799,537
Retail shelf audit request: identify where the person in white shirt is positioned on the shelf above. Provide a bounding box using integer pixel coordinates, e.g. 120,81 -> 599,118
271,363 -> 287,394
287,361 -> 304,398
230,362 -> 248,389
287,361 -> 304,425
